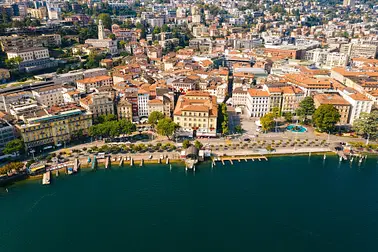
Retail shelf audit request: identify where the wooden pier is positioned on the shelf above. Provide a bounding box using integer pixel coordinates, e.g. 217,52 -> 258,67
218,156 -> 268,164
105,156 -> 110,169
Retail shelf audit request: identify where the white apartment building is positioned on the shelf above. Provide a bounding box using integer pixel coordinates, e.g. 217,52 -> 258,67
32,85 -> 64,108
7,47 -> 49,62
246,89 -> 270,117
304,49 -> 348,68
339,89 -> 373,125
137,89 -> 150,118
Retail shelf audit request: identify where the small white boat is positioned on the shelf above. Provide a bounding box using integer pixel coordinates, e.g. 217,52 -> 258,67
149,155 -> 153,159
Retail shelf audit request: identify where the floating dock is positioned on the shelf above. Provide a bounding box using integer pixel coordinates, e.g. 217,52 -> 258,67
42,171 -> 51,185
119,157 -> 124,167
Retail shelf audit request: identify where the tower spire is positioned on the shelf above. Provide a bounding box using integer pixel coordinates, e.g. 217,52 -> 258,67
98,19 -> 104,40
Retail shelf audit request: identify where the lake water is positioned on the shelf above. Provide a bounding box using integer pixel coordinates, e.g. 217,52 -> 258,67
1,156 -> 378,252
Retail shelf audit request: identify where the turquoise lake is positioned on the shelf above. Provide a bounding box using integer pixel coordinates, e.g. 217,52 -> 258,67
1,156 -> 378,252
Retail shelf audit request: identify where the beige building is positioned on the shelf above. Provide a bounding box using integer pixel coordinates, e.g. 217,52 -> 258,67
117,98 -> 133,121
27,7 -> 47,19
314,93 -> 351,125
76,75 -> 113,93
15,104 -> 92,150
0,34 -> 61,52
80,92 -> 114,119
148,99 -> 165,116
174,91 -> 218,137
32,85 -> 64,108
231,87 -> 247,107
281,86 -> 305,113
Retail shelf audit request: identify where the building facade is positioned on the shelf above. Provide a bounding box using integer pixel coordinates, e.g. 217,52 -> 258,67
76,75 -> 113,93
246,89 -> 270,117
80,92 -> 115,119
15,104 -> 92,150
174,91 -> 217,137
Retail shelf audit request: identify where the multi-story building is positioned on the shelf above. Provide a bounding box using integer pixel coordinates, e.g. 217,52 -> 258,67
281,86 -> 305,113
314,93 -> 351,125
137,89 -> 150,118
331,67 -> 378,85
366,90 -> 378,108
171,76 -> 198,93
27,7 -> 47,19
304,49 -> 348,68
340,44 -> 377,59
0,34 -> 61,52
264,86 -> 283,112
0,119 -> 16,152
15,104 -> 92,150
123,91 -> 139,121
80,92 -> 114,119
339,89 -> 373,125
284,74 -> 334,96
148,99 -> 165,116
232,87 -> 248,107
76,75 -> 113,93
344,76 -> 378,93
6,47 -> 57,72
174,91 -> 218,137
32,85 -> 64,108
117,98 -> 133,121
246,89 -> 270,117
7,47 -> 49,62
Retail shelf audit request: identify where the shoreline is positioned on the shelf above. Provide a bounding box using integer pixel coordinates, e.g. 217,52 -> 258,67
3,149 -> 377,188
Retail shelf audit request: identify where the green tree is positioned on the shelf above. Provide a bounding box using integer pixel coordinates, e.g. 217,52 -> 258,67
234,125 -> 243,134
182,139 -> 191,149
148,111 -> 165,126
194,140 -> 203,149
108,33 -> 116,40
119,119 -> 136,135
153,26 -> 161,35
312,104 -> 341,132
283,112 -> 293,122
161,24 -> 170,32
3,139 -> 25,155
260,113 -> 275,132
296,97 -> 315,122
98,114 -> 117,123
5,56 -> 22,69
98,13 -> 112,29
272,107 -> 280,118
156,118 -> 177,139
353,111 -> 378,140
